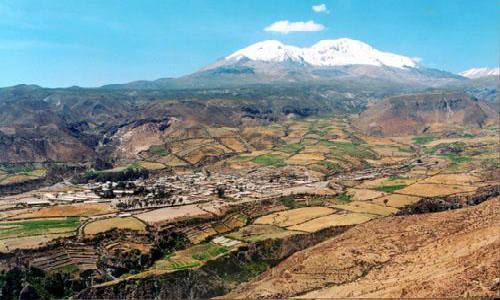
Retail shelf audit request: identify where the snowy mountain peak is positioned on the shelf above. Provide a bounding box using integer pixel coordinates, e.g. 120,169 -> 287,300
226,40 -> 304,63
459,67 -> 500,79
222,38 -> 419,69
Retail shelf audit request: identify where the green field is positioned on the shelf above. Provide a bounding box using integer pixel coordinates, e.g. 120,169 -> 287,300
148,145 -> 169,155
373,185 -> 408,192
0,217 -> 80,239
328,142 -> 376,159
412,136 -> 435,145
252,154 -> 285,166
190,243 -> 229,261
274,144 -> 303,154
226,225 -> 303,242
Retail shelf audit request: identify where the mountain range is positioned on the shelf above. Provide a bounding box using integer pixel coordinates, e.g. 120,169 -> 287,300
0,38 -> 498,167
101,38 -> 497,91
459,67 -> 500,79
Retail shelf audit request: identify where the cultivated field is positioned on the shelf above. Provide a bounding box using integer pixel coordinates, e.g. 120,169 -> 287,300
254,207 -> 336,227
83,217 -> 146,235
226,225 -> 304,242
136,204 -> 210,225
15,204 -> 117,218
288,213 -> 378,232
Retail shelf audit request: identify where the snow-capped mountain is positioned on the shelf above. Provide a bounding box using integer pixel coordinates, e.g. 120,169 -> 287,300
193,38 -> 464,87
459,67 -> 499,79
220,38 -> 419,69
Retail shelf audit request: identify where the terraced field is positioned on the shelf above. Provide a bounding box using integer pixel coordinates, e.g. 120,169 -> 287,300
126,116 -> 418,176
83,217 -> 146,235
15,203 -> 117,218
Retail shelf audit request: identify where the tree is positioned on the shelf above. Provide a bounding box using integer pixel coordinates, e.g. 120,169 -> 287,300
383,199 -> 389,206
216,185 -> 226,199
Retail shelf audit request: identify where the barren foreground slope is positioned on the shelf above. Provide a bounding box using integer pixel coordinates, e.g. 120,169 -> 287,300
228,197 -> 500,298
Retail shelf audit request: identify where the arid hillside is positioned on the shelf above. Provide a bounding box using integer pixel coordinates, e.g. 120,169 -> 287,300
228,197 -> 500,299
354,92 -> 499,136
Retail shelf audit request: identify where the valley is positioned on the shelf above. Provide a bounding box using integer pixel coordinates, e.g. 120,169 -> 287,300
0,102 -> 498,298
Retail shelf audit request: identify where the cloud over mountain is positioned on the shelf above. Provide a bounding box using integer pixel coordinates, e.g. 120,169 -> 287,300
264,20 -> 325,34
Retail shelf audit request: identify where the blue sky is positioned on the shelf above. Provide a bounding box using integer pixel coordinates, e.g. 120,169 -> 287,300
0,0 -> 498,88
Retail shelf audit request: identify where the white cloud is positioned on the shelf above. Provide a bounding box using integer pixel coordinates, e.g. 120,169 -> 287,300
264,20 -> 325,34
312,4 -> 329,13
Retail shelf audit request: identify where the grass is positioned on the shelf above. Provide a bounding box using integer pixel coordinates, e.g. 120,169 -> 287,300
231,155 -> 254,162
387,175 -> 408,181
0,217 -> 80,240
274,144 -> 303,154
373,185 -> 408,192
0,164 -> 35,174
167,260 -> 202,270
412,136 -> 435,145
219,260 -> 270,284
397,146 -> 413,153
328,142 -> 376,159
191,244 -> 228,261
148,145 -> 169,155
281,196 -> 303,208
440,154 -> 472,163
252,154 -> 285,167
423,146 -> 438,154
51,264 -> 79,274
307,129 -> 326,137
126,162 -> 143,171
337,193 -> 352,202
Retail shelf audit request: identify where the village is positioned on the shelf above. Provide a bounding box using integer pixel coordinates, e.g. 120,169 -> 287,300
7,167 -> 316,213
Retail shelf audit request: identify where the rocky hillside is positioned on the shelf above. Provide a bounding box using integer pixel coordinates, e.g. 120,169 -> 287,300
353,92 -> 499,136
0,85 -> 367,164
228,197 -> 500,298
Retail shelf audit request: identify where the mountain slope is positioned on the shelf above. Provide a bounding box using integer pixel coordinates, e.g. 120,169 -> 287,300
460,67 -> 499,79
228,197 -> 500,299
353,92 -> 499,136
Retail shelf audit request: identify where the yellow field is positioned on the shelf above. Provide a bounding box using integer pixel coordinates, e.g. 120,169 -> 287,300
136,205 -> 210,225
332,201 -> 398,216
371,194 -> 421,208
207,127 -> 238,137
370,147 -> 413,157
347,188 -> 388,201
139,161 -> 167,170
366,157 -> 409,166
288,213 -> 379,233
360,136 -> 399,145
356,177 -> 417,189
397,183 -> 478,197
418,173 -> 482,185
302,145 -> 332,154
0,233 -> 74,252
287,153 -> 326,165
254,207 -> 336,227
14,204 -> 117,218
220,137 -> 248,152
84,217 -> 146,235
0,174 -> 38,185
226,225 -> 304,242
156,155 -> 188,166
242,128 -> 285,138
